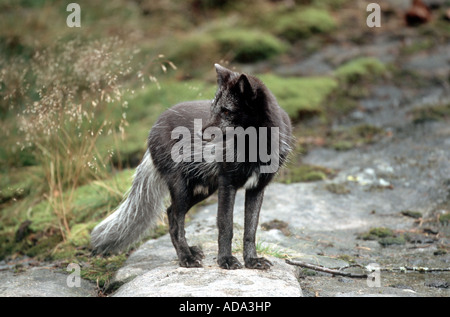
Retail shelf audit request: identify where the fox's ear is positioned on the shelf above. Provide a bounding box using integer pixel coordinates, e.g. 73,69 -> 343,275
234,74 -> 253,99
215,63 -> 233,87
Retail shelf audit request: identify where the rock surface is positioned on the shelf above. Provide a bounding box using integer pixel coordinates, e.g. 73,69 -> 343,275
0,266 -> 96,297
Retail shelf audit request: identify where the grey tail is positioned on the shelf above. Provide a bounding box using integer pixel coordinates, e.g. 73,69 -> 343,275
91,149 -> 168,255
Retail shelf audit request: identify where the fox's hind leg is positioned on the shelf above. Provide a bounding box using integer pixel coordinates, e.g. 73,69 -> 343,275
167,184 -> 210,268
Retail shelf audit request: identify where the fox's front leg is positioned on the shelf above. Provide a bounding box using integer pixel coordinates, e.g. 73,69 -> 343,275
217,175 -> 242,269
244,187 -> 273,270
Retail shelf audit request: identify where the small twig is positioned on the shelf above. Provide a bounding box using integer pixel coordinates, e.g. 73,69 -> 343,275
380,266 -> 450,273
286,259 -> 450,278
285,259 -> 368,279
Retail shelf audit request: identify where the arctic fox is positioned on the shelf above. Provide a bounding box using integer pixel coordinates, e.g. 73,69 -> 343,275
91,64 -> 292,270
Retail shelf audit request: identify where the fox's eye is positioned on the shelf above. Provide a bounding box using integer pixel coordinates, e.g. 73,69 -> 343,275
221,108 -> 231,116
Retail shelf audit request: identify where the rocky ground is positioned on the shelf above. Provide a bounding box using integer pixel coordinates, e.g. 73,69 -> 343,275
1,77 -> 448,296
1,1 -> 449,297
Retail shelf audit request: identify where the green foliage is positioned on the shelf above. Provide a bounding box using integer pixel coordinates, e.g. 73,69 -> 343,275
81,254 -> 128,288
277,164 -> 335,184
359,227 -> 406,246
439,212 -> 450,225
410,103 -> 450,124
328,124 -> 385,151
170,28 -> 287,68
0,166 -> 42,204
273,7 -> 337,41
215,29 -> 288,63
259,74 -> 338,120
334,57 -> 387,84
359,227 -> 394,240
325,183 -> 350,195
401,210 -> 423,219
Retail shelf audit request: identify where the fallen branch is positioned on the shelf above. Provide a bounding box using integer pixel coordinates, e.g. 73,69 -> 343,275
285,259 -> 368,279
285,259 -> 450,279
381,266 -> 450,273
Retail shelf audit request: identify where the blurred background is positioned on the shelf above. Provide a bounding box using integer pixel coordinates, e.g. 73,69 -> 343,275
0,0 -> 449,286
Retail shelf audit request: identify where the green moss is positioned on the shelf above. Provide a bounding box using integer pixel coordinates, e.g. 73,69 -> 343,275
337,254 -> 356,263
81,254 -> 128,288
325,183 -> 350,195
273,8 -> 337,41
439,212 -> 450,225
328,124 -> 384,151
25,234 -> 64,260
278,164 -> 335,184
69,223 -> 96,248
410,103 -> 450,124
331,140 -> 354,151
214,29 -> 288,63
259,74 -> 338,121
400,38 -> 435,56
0,168 -> 136,260
145,224 -> 169,240
334,57 -> 387,84
359,227 -> 394,240
170,28 -> 287,67
401,210 -> 423,219
379,236 -> 406,246
359,227 -> 406,246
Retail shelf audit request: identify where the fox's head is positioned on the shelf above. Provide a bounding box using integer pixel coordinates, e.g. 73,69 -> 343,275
201,64 -> 270,137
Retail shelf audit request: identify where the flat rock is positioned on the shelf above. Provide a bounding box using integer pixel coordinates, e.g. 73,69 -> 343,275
113,258 -> 301,297
0,267 -> 97,297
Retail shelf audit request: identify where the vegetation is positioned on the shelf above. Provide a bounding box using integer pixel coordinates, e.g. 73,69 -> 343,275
273,7 -> 337,42
5,0 -> 448,289
334,57 -> 387,84
358,227 -> 406,247
259,74 -> 338,121
409,102 -> 450,124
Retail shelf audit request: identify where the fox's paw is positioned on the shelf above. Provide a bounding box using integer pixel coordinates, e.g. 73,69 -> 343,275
245,257 -> 273,270
218,256 -> 243,270
179,255 -> 203,268
190,246 -> 205,261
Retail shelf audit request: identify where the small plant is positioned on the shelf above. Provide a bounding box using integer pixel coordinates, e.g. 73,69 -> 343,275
11,38 -> 133,241
334,57 -> 387,84
273,7 -> 337,42
2,37 -> 173,244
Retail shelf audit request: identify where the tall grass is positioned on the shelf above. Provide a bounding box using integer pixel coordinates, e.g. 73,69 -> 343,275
0,37 -> 173,241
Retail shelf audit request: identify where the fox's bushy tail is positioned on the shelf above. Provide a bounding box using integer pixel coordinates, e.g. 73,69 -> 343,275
91,150 -> 168,255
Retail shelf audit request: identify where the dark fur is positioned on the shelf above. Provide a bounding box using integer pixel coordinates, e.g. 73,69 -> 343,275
91,64 -> 292,270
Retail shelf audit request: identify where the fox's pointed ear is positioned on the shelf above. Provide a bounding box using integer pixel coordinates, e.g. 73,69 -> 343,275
235,74 -> 253,99
215,63 -> 233,87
